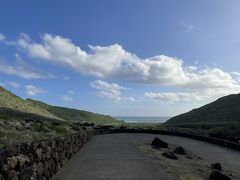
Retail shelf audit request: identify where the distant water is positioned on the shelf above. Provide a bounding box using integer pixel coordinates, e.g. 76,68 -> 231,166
114,116 -> 170,123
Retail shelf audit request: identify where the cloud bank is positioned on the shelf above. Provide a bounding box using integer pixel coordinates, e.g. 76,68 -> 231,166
1,33 -> 240,104
90,80 -> 134,102
25,85 -> 45,96
11,33 -> 237,89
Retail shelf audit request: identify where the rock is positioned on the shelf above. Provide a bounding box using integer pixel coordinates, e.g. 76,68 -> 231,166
211,163 -> 222,171
0,151 -> 7,166
56,162 -> 61,172
1,163 -> 9,173
20,143 -> 31,154
19,165 -> 32,180
58,151 -> 66,162
27,153 -> 34,164
36,162 -> 44,176
7,170 -> 18,180
52,152 -> 58,162
186,155 -> 193,159
7,156 -> 18,169
46,146 -> 52,160
35,148 -> 42,161
48,158 -> 56,175
3,146 -> 18,157
151,137 -> 168,148
17,154 -> 30,168
0,173 -> 4,180
31,163 -> 37,174
173,146 -> 186,155
162,151 -> 178,160
43,161 -> 49,172
210,170 -> 231,180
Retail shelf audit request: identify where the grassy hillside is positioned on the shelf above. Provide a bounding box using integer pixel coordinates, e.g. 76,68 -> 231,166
0,107 -> 81,148
0,86 -> 121,147
166,94 -> 240,125
0,86 -> 119,125
0,86 -> 61,120
165,94 -> 240,141
26,99 -> 121,125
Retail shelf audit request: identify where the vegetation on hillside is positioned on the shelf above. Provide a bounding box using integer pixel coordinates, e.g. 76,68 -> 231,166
0,86 -> 61,120
26,99 -> 121,125
165,94 -> 240,142
0,86 -> 121,147
0,86 -> 120,125
0,107 -> 77,148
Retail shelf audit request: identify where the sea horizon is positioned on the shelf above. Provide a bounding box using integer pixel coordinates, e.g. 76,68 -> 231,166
114,116 -> 170,123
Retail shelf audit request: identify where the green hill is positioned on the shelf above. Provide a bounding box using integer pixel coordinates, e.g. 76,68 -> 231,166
166,93 -> 240,126
0,86 -> 119,125
0,86 -> 61,120
0,86 -> 120,147
165,94 -> 240,141
26,99 -> 120,124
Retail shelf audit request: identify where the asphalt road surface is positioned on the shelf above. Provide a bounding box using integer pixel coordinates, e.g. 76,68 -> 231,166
53,133 -> 240,180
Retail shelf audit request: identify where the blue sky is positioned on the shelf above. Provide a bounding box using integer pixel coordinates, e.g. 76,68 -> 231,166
1,0 -> 240,116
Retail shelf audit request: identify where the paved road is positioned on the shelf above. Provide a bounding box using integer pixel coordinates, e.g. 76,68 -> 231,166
53,134 -> 240,180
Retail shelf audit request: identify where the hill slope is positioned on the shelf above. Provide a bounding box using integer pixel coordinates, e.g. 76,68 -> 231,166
165,94 -> 240,141
0,86 -> 61,120
166,93 -> 240,126
26,99 -> 120,124
0,86 -> 120,147
0,86 -> 119,124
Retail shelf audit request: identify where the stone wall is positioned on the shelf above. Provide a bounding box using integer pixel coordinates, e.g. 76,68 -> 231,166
95,128 -> 240,151
1,127 -> 239,180
0,129 -> 95,180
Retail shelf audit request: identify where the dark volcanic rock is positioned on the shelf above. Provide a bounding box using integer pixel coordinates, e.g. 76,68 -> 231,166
152,137 -> 168,148
0,173 -> 4,180
7,170 -> 18,180
211,163 -> 222,171
19,165 -> 33,180
0,129 -> 95,180
162,151 -> 178,160
36,162 -> 44,176
210,170 -> 231,180
173,146 -> 186,155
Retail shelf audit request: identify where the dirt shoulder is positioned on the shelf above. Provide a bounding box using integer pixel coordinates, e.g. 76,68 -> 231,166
135,140 -> 239,180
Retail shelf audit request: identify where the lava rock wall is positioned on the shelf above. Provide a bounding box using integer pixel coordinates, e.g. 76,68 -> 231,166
0,129 -> 95,180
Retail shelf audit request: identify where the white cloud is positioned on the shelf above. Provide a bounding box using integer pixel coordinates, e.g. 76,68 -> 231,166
14,34 -> 189,85
68,90 -> 75,95
0,59 -> 44,79
3,33 -> 240,105
0,57 -> 59,79
180,22 -> 194,32
90,80 -> 134,102
63,75 -> 70,80
13,33 -> 239,91
25,85 -> 45,96
61,95 -> 73,102
145,86 -> 240,104
0,33 -> 5,42
5,81 -> 20,88
61,90 -> 75,102
123,96 -> 135,102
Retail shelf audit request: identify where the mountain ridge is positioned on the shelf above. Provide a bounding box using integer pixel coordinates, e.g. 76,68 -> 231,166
166,93 -> 240,125
0,86 -> 119,124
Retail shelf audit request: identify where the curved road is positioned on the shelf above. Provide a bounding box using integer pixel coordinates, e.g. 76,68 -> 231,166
53,133 -> 240,180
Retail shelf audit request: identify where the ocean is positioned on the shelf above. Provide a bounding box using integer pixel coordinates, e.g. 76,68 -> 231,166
114,116 -> 170,123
